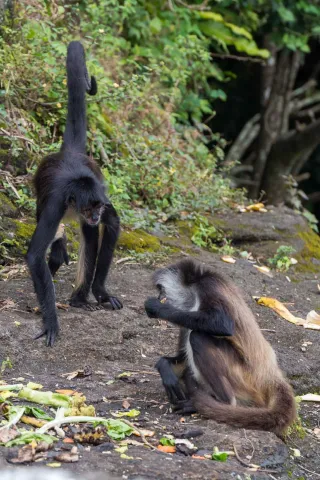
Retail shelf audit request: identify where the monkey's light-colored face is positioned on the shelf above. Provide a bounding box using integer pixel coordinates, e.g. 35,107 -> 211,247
154,267 -> 198,311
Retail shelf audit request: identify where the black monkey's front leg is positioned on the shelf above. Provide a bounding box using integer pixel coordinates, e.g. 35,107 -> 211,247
27,201 -> 65,346
91,203 -> 123,310
70,222 -> 99,310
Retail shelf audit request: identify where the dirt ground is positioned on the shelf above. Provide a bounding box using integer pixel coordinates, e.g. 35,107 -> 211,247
0,248 -> 319,479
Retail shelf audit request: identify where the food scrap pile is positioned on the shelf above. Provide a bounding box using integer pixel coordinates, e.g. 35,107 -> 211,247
0,380 -> 232,468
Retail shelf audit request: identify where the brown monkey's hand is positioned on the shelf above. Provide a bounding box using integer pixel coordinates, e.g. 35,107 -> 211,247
145,297 -> 162,318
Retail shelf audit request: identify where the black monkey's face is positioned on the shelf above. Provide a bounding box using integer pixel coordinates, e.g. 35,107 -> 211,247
81,202 -> 104,226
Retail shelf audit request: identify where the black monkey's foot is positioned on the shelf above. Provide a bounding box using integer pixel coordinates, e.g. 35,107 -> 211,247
97,295 -> 123,310
92,286 -> 123,310
173,399 -> 197,415
34,325 -> 59,347
69,298 -> 101,311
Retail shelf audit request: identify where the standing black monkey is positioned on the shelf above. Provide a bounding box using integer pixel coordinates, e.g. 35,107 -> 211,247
27,41 -> 123,347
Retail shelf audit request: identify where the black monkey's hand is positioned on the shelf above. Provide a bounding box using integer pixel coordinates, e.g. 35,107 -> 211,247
34,322 -> 59,347
145,297 -> 163,318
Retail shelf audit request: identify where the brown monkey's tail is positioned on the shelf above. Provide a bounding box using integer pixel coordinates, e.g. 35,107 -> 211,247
193,381 -> 296,436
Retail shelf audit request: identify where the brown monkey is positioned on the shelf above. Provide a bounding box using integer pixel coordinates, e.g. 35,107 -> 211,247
145,258 -> 296,436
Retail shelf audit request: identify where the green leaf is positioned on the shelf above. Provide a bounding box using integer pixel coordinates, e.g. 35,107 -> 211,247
225,22 -> 252,40
212,447 -> 228,462
197,11 -> 224,22
150,17 -> 162,35
105,419 -> 133,440
26,381 -> 43,390
24,406 -> 53,421
5,432 -> 58,447
278,6 -> 296,23
159,437 -> 175,446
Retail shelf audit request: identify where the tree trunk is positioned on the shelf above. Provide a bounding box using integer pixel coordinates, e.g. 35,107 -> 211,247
261,118 -> 320,204
250,49 -> 298,198
250,47 -> 300,199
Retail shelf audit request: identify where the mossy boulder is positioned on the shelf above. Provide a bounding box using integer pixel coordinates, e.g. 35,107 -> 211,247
0,217 -> 80,263
0,218 -> 35,260
0,192 -> 18,217
206,206 -> 320,274
118,229 -> 161,253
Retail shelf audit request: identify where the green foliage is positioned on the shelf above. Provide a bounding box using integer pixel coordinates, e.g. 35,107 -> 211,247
268,245 -> 296,271
0,0 -> 251,230
217,0 -> 320,52
191,216 -> 222,249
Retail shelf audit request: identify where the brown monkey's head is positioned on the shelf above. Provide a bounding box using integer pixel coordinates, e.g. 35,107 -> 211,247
153,262 -> 200,311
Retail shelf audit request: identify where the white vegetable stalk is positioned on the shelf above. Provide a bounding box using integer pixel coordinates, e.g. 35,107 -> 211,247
0,407 -> 25,431
37,410 -> 110,434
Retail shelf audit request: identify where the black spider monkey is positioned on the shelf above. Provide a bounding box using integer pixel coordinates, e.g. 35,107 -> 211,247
145,259 -> 296,436
27,41 -> 123,347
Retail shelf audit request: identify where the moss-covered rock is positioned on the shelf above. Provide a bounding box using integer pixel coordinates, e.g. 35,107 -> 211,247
295,228 -> 320,273
0,192 -> 17,217
118,229 -> 161,253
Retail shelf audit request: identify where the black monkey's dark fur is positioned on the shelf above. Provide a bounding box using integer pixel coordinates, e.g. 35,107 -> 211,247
27,41 -> 122,347
145,258 -> 296,436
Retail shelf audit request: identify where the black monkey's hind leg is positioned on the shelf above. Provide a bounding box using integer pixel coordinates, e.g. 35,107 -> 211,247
91,203 -> 123,310
48,233 -> 69,277
70,222 -> 99,311
156,353 -> 187,405
26,200 -> 65,346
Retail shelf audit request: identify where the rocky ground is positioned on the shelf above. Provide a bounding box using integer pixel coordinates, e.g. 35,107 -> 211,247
0,222 -> 319,480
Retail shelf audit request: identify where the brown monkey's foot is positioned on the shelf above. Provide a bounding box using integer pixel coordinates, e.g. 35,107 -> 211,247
173,400 -> 197,415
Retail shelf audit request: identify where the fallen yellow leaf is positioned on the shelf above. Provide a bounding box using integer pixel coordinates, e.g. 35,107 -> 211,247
253,265 -> 273,277
306,310 -> 320,325
132,428 -> 155,438
246,203 -> 265,212
221,256 -> 236,264
256,297 -> 305,325
55,389 -> 76,395
300,393 -> 320,402
47,462 -> 61,468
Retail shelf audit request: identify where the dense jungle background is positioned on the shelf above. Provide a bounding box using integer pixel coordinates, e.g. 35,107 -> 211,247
0,1 -> 320,479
